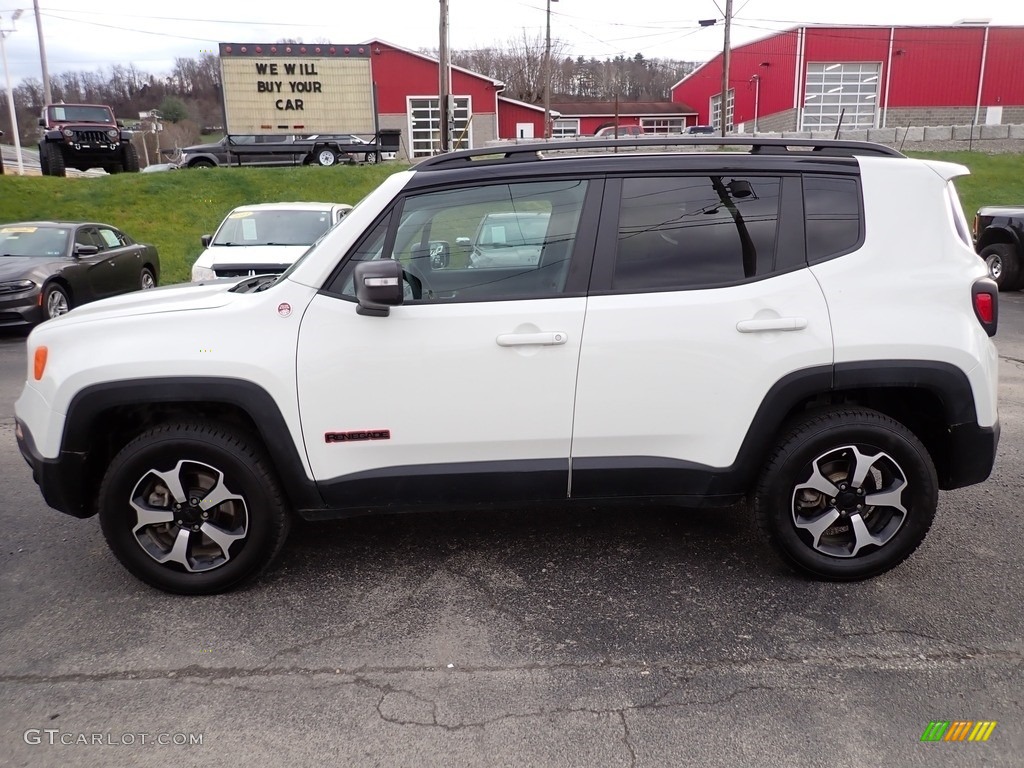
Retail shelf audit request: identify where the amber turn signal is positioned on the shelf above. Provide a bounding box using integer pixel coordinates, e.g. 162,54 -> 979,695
33,346 -> 48,380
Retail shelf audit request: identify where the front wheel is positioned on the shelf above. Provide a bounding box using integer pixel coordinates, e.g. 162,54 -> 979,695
754,408 -> 937,581
43,283 -> 70,319
98,423 -> 290,594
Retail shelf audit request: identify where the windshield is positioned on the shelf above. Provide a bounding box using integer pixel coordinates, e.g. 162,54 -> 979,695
0,225 -> 70,257
48,105 -> 114,123
212,209 -> 337,246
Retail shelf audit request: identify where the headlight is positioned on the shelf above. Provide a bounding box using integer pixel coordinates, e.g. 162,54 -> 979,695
62,128 -> 74,138
191,265 -> 217,282
0,279 -> 37,293
107,129 -> 119,139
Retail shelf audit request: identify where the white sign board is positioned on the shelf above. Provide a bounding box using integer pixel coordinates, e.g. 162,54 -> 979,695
219,43 -> 375,135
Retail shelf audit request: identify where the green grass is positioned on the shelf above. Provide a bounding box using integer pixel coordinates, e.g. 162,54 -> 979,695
1,152 -> 1022,285
908,152 -> 1024,220
0,164 -> 408,284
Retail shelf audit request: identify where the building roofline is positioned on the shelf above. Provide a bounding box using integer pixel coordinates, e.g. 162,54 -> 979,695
362,38 -> 506,89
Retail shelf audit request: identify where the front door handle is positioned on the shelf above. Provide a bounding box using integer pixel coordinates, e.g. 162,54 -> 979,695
736,317 -> 808,333
496,332 -> 568,347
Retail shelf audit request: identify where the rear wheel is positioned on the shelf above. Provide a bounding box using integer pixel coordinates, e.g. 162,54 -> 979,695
98,423 -> 290,594
981,243 -> 1022,291
140,266 -> 156,290
189,159 -> 215,169
315,148 -> 338,166
754,408 -> 937,581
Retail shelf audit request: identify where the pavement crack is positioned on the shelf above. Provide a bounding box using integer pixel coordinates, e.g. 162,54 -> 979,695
619,710 -> 638,768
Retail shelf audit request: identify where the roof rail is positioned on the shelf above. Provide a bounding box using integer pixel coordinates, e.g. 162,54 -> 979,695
416,136 -> 905,170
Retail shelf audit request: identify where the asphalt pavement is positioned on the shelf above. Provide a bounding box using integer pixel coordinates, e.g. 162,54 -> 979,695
1,294 -> 1022,767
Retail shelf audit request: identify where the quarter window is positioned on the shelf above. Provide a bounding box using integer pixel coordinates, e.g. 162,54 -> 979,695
803,176 -> 861,261
613,176 -> 781,291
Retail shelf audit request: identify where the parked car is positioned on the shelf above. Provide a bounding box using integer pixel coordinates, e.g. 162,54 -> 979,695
191,202 -> 353,281
974,205 -> 1024,291
686,125 -> 717,134
595,125 -> 646,137
15,137 -> 999,594
0,221 -> 158,327
466,211 -> 551,268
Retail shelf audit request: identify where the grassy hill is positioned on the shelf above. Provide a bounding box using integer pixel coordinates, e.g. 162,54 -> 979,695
0,164 -> 408,284
1,152 -> 1022,285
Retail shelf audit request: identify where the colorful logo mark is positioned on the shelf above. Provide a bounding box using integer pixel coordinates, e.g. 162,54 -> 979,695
921,721 -> 997,742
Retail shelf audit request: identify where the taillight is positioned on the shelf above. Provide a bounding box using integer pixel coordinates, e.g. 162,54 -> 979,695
972,280 -> 998,337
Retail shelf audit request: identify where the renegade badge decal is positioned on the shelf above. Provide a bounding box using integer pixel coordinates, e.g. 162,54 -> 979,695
325,430 -> 391,443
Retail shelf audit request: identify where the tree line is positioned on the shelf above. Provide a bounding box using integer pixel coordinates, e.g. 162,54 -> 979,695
2,40 -> 697,151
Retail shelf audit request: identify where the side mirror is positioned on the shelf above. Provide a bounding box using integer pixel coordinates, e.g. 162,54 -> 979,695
201,234 -> 212,247
354,259 -> 404,317
428,240 -> 450,269
726,180 -> 755,199
73,244 -> 99,258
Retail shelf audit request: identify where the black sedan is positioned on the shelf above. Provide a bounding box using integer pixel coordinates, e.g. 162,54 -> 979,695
0,221 -> 159,327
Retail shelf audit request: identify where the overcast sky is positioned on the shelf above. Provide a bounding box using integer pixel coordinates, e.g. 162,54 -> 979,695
1,0 -> 1023,87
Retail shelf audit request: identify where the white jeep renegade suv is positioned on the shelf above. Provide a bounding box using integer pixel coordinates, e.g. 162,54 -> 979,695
15,137 -> 1000,594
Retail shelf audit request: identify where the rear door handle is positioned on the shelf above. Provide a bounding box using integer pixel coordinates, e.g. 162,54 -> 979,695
736,317 -> 808,333
496,332 -> 568,347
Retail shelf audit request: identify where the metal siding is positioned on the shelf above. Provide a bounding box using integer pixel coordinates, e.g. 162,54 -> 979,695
369,44 -> 498,115
672,30 -> 798,125
981,27 -> 1024,105
887,28 -> 986,106
498,103 -> 544,138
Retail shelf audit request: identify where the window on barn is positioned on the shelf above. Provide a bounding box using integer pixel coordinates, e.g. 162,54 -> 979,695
641,118 -> 686,134
408,97 -> 472,157
710,90 -> 735,133
551,119 -> 579,137
802,63 -> 880,131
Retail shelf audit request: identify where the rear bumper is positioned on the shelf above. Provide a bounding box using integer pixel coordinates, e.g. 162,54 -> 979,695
943,419 -> 1000,490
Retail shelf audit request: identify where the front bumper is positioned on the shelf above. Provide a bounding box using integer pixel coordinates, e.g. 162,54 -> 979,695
15,417 -> 92,518
0,288 -> 45,327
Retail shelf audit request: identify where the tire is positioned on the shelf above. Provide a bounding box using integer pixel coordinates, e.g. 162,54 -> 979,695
122,143 -> 140,172
43,283 -> 70,319
189,159 -> 215,169
98,423 -> 290,595
980,243 -> 1022,291
315,148 -> 338,166
363,152 -> 379,164
43,143 -> 66,177
754,408 -> 937,581
140,266 -> 156,290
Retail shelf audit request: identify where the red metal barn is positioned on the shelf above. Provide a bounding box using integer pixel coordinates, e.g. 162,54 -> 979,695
671,24 -> 1024,133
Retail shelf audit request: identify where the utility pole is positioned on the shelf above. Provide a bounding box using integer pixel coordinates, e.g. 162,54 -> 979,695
34,1 -> 51,105
438,0 -> 451,153
1,9 -> 24,175
543,0 -> 558,139
719,0 -> 733,136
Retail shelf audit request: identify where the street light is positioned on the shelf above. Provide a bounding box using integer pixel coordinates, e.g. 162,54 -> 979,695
1,9 -> 24,175
750,74 -> 760,134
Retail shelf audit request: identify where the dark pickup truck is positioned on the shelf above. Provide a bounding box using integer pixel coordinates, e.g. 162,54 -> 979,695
177,130 -> 400,168
974,205 -> 1024,291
